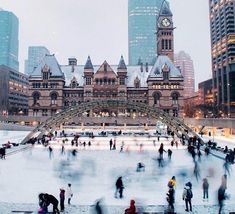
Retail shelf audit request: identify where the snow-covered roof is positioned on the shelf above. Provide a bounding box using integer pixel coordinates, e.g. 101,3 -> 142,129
149,55 -> 182,78
30,54 -> 64,78
61,64 -> 152,87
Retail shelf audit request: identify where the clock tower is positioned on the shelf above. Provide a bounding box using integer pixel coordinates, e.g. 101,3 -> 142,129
157,1 -> 175,62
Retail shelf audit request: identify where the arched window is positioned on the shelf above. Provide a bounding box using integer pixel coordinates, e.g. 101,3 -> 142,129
153,92 -> 161,105
51,93 -> 58,105
172,92 -> 179,105
33,92 -> 40,105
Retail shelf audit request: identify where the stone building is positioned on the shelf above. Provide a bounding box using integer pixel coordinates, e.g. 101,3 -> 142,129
28,1 -> 184,118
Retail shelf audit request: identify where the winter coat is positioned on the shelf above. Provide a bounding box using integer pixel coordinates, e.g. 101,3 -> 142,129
60,189 -> 65,200
182,187 -> 193,200
67,186 -> 73,198
167,188 -> 175,203
43,194 -> 58,206
125,200 -> 136,214
202,179 -> 209,190
116,177 -> 124,189
218,186 -> 227,202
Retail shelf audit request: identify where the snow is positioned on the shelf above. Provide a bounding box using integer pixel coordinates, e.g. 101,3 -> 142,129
0,130 -> 235,214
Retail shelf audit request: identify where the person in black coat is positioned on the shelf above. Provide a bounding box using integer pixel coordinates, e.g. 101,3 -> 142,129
41,193 -> 60,214
166,186 -> 175,212
218,185 -> 228,214
115,176 -> 124,198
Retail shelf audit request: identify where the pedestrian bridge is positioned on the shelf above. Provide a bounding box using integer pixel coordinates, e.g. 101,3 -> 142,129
21,100 -> 199,144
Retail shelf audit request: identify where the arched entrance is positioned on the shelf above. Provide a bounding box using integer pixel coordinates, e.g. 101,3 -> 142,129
21,100 -> 200,144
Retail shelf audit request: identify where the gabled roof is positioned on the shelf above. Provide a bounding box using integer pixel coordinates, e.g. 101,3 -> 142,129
94,61 -> 117,78
30,54 -> 64,78
84,56 -> 94,70
118,55 -> 127,70
159,1 -> 172,16
149,55 -> 182,78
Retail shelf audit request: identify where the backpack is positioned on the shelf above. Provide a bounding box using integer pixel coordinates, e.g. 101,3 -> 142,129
187,189 -> 193,199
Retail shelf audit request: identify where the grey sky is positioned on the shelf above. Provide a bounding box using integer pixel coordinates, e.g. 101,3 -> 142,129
1,0 -> 211,87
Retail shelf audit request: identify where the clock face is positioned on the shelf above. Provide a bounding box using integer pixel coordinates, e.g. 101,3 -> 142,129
161,18 -> 171,27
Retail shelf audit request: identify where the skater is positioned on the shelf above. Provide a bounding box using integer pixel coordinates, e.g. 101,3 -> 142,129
120,141 -> 124,153
158,143 -> 166,159
112,139 -> 116,150
168,149 -> 172,160
136,162 -> 145,172
125,199 -> 136,214
88,141 -> 91,147
48,146 -> 53,159
223,160 -> 231,176
218,185 -> 228,214
67,183 -> 73,205
115,176 -> 124,198
39,193 -> 60,214
197,150 -> 202,161
166,185 -> 175,212
182,182 -> 193,212
193,161 -> 200,181
61,145 -> 65,155
59,188 -> 65,212
109,139 -> 113,150
168,176 -> 176,189
202,178 -> 209,200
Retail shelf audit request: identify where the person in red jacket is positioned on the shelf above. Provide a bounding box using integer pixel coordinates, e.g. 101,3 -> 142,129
125,200 -> 136,214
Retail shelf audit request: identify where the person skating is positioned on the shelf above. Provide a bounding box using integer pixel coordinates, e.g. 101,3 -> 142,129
48,146 -> 53,159
109,139 -> 113,150
115,176 -> 124,198
67,183 -> 73,205
168,149 -> 172,160
60,188 -> 65,212
125,199 -> 136,214
158,143 -> 166,159
202,178 -> 209,200
218,185 -> 228,214
166,186 -> 175,212
182,182 -> 193,212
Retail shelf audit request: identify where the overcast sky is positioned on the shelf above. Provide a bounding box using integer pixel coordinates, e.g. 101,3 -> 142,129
1,0 -> 211,87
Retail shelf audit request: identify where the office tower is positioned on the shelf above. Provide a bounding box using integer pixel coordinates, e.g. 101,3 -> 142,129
209,0 -> 235,117
0,9 -> 19,71
174,51 -> 195,98
128,0 -> 165,65
26,46 -> 50,75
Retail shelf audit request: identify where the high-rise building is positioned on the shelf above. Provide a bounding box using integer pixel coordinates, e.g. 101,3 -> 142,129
0,9 -> 19,71
174,51 -> 195,98
128,0 -> 165,65
209,0 -> 235,117
25,46 -> 50,75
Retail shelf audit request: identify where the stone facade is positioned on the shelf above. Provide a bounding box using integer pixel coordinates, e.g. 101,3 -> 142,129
28,2 -> 184,118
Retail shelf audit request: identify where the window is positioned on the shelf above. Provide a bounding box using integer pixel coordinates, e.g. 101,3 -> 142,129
51,93 -> 58,105
163,71 -> 169,80
43,72 -> 49,80
86,77 -> 91,85
172,93 -> 179,105
43,83 -> 48,88
120,78 -> 125,85
33,109 -> 39,117
153,92 -> 161,105
33,92 -> 40,105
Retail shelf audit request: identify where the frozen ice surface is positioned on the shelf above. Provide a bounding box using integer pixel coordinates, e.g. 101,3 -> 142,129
0,131 -> 235,213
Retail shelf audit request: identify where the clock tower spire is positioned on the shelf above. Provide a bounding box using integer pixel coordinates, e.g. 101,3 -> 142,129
157,1 -> 174,62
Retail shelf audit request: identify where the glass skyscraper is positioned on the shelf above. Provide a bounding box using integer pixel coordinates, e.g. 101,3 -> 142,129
0,9 -> 19,71
209,0 -> 235,117
128,0 -> 164,65
25,46 -> 50,75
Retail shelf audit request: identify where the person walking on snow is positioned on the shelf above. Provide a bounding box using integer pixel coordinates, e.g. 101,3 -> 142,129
182,182 -> 193,212
67,183 -> 73,205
